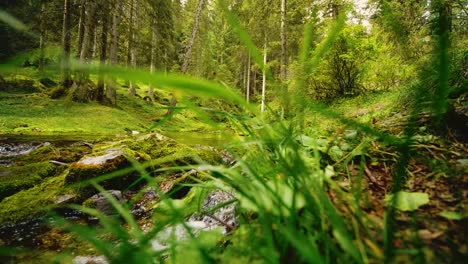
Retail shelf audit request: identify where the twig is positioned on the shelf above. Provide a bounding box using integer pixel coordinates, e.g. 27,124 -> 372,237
49,160 -> 69,166
363,164 -> 385,191
205,213 -> 236,232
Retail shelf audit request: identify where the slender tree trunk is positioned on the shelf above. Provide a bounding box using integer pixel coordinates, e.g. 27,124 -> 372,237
280,0 -> 287,81
109,4 -> 120,66
61,0 -> 72,88
80,0 -> 96,62
126,0 -> 134,68
246,53 -> 251,103
166,0 -> 205,116
148,18 -> 156,97
261,39 -> 267,112
97,0 -> 109,103
38,2 -> 46,73
128,0 -> 138,96
76,0 -> 86,58
92,27 -> 98,59
181,0 -> 205,73
106,2 -> 121,105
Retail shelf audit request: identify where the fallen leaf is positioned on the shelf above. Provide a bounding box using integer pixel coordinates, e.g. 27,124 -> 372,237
385,191 -> 429,211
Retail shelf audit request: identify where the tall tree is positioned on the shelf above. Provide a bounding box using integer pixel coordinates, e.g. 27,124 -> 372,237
61,0 -> 72,88
280,0 -> 287,81
128,0 -> 138,96
76,0 -> 86,58
166,0 -> 205,116
106,2 -> 121,105
96,0 -> 109,103
261,39 -> 267,112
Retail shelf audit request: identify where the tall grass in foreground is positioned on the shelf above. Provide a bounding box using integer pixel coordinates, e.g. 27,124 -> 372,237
0,0 -> 453,263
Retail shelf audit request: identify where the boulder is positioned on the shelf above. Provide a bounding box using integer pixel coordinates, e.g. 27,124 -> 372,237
65,148 -> 139,197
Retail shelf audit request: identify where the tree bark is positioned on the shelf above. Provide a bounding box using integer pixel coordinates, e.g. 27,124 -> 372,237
280,0 -> 287,81
166,0 -> 205,116
80,0 -> 96,62
106,2 -> 121,105
39,2 -> 46,73
246,53 -> 251,103
76,0 -> 86,58
261,39 -> 267,112
148,17 -> 156,97
97,0 -> 109,103
181,0 -> 205,73
61,0 -> 72,88
128,0 -> 138,96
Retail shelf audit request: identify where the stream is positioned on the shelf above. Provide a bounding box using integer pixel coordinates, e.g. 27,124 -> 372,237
0,132 -> 235,256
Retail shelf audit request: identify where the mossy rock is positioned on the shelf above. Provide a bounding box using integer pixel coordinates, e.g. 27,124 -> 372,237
65,148 -> 147,198
66,133 -> 223,198
0,79 -> 41,94
14,143 -> 91,165
0,172 -> 73,225
0,162 -> 63,201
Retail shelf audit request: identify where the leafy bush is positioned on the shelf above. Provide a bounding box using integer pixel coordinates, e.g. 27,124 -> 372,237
309,25 -> 375,100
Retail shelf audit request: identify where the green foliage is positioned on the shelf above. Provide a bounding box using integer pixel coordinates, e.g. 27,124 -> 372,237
309,24 -> 376,100
385,191 -> 430,211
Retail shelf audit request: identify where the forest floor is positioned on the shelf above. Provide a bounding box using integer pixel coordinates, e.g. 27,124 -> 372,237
0,75 -> 466,263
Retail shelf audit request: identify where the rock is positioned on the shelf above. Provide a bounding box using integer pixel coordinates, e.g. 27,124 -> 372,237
72,256 -> 108,264
150,221 -> 211,252
78,148 -> 124,166
54,194 -> 76,205
82,190 -> 124,215
65,148 -> 137,195
150,190 -> 237,253
188,190 -> 237,234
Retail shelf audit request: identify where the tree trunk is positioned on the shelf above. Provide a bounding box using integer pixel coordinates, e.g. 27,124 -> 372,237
61,0 -> 72,88
261,39 -> 267,113
106,2 -> 121,105
166,0 -> 205,116
148,17 -> 157,97
97,0 -> 109,103
280,0 -> 287,81
246,53 -> 251,103
80,0 -> 96,62
181,0 -> 205,73
38,2 -> 46,73
76,0 -> 86,58
128,0 -> 138,96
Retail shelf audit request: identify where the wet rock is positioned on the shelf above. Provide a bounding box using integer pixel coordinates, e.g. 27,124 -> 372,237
72,256 -> 108,264
151,221 -> 211,252
82,190 -> 124,215
150,190 -> 237,253
188,190 -> 237,234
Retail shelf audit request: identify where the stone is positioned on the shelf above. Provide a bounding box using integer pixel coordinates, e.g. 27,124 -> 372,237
188,190 -> 237,234
83,190 -> 124,215
78,149 -> 124,166
72,256 -> 108,264
54,194 -> 76,205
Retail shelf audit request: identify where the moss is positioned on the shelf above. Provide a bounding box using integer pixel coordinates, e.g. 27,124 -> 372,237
0,162 -> 63,200
0,172 -> 73,225
82,197 -> 97,208
15,143 -> 91,165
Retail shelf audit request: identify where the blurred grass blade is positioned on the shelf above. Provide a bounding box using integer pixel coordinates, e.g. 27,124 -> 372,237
0,10 -> 28,31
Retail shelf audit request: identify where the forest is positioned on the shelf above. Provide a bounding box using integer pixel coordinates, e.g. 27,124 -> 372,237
0,0 -> 466,263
